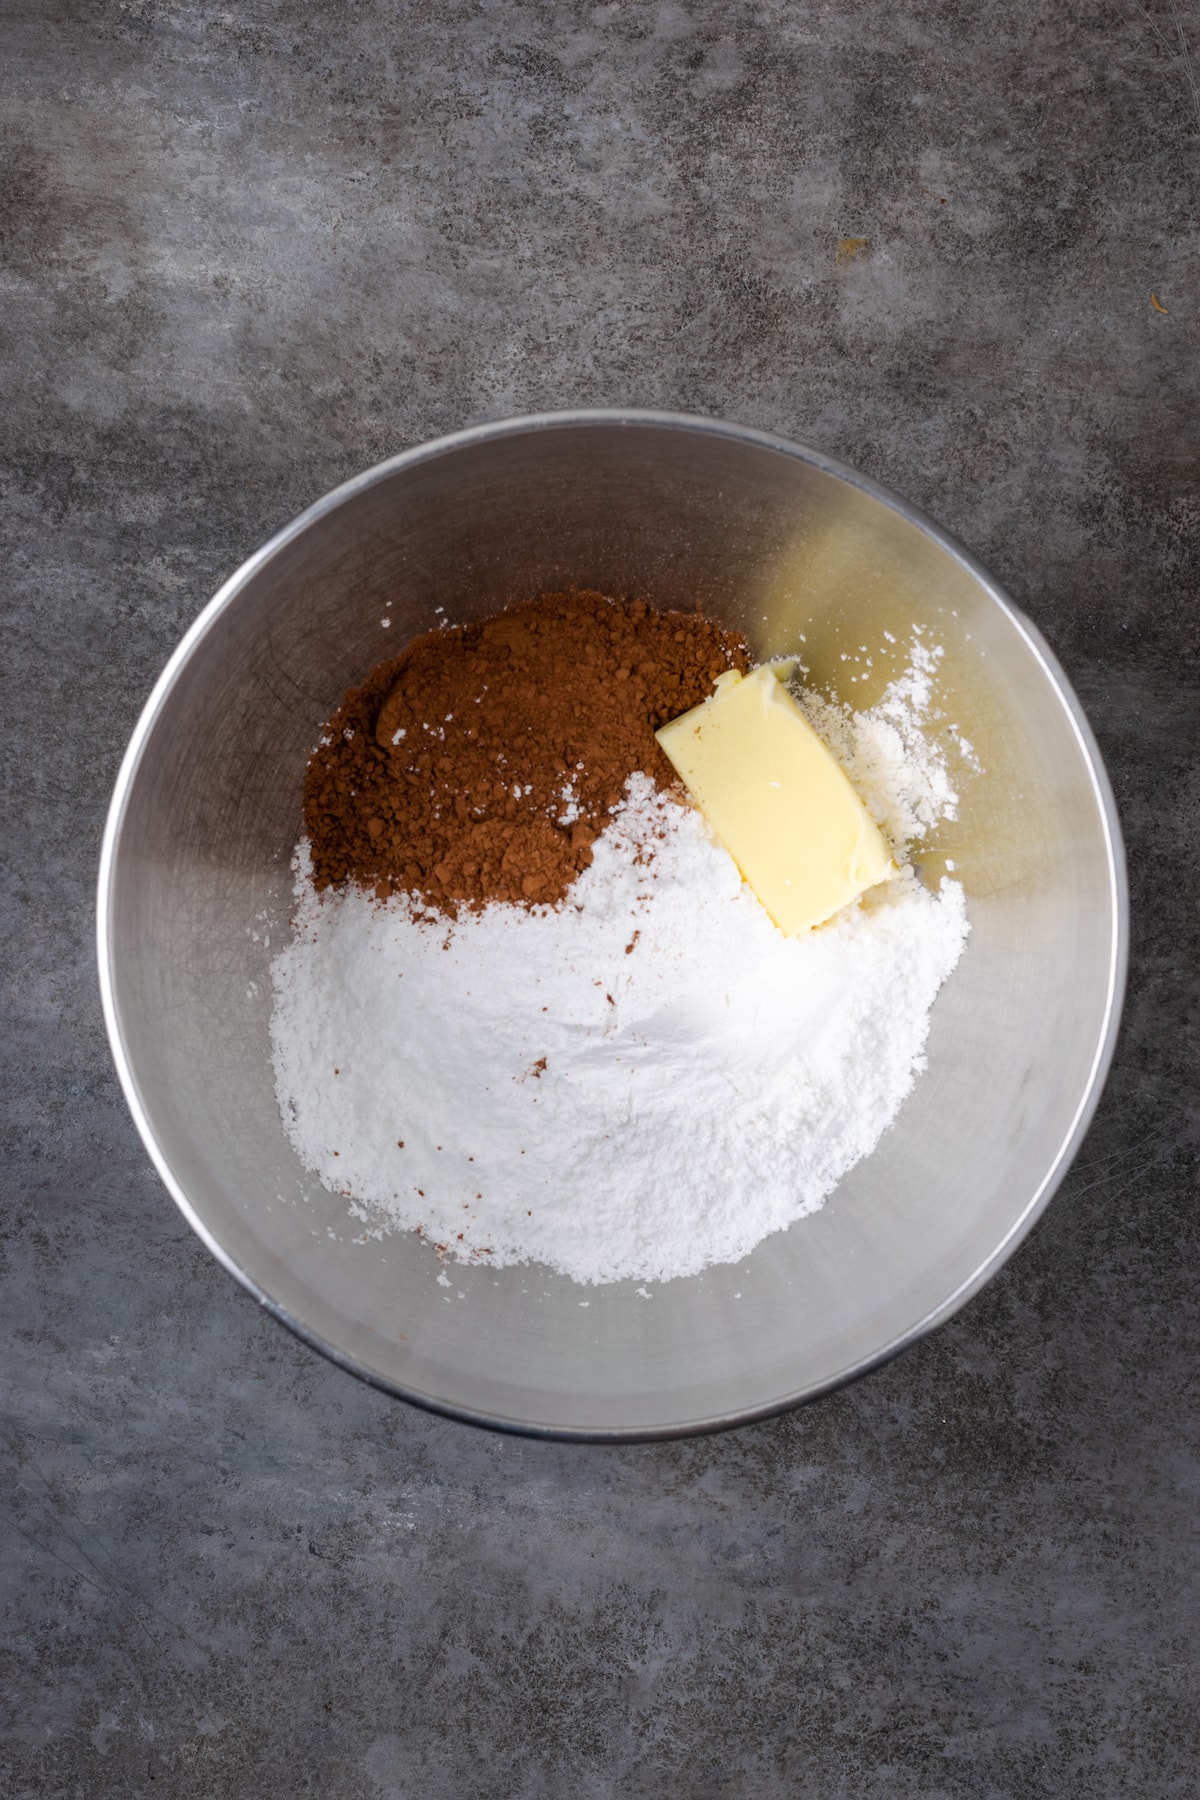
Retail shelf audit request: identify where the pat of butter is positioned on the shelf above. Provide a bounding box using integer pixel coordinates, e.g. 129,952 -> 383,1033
655,664 -> 893,933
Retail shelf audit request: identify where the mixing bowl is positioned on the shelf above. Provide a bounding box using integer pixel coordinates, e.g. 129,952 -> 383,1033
98,411 -> 1126,1439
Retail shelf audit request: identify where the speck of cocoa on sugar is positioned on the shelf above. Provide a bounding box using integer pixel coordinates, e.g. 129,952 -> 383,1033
302,590 -> 749,915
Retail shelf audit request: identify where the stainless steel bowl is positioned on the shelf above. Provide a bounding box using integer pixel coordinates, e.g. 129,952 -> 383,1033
98,411 -> 1127,1439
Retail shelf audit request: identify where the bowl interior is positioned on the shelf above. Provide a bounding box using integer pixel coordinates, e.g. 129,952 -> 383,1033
100,415 -> 1124,1437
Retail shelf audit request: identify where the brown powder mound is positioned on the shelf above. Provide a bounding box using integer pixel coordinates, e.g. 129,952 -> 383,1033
303,590 -> 749,914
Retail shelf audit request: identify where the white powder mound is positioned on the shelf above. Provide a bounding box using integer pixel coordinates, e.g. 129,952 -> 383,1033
790,637 -> 967,852
270,772 -> 969,1285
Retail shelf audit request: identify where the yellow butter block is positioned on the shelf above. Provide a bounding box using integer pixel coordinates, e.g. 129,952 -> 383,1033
655,665 -> 893,933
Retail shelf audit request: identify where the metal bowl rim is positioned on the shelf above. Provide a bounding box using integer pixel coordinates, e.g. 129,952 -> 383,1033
96,407 -> 1130,1441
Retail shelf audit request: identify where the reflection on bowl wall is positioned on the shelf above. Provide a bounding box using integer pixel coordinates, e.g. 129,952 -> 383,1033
97,411 -> 1127,1439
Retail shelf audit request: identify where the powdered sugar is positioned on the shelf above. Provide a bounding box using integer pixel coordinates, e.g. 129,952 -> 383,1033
269,639 -> 971,1285
789,637 -> 966,853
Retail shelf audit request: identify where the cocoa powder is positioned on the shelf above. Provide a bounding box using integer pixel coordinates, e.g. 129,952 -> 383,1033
302,590 -> 749,913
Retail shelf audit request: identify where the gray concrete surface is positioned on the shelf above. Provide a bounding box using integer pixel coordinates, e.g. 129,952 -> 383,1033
3,1 -> 1198,1794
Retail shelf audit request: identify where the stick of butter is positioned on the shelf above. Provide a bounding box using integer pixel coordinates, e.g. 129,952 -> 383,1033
655,664 -> 893,934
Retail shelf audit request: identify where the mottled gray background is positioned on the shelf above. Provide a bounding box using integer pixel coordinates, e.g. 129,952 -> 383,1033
3,1 -> 1198,1794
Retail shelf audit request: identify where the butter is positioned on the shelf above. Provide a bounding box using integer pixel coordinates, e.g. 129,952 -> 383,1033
655,664 -> 892,933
